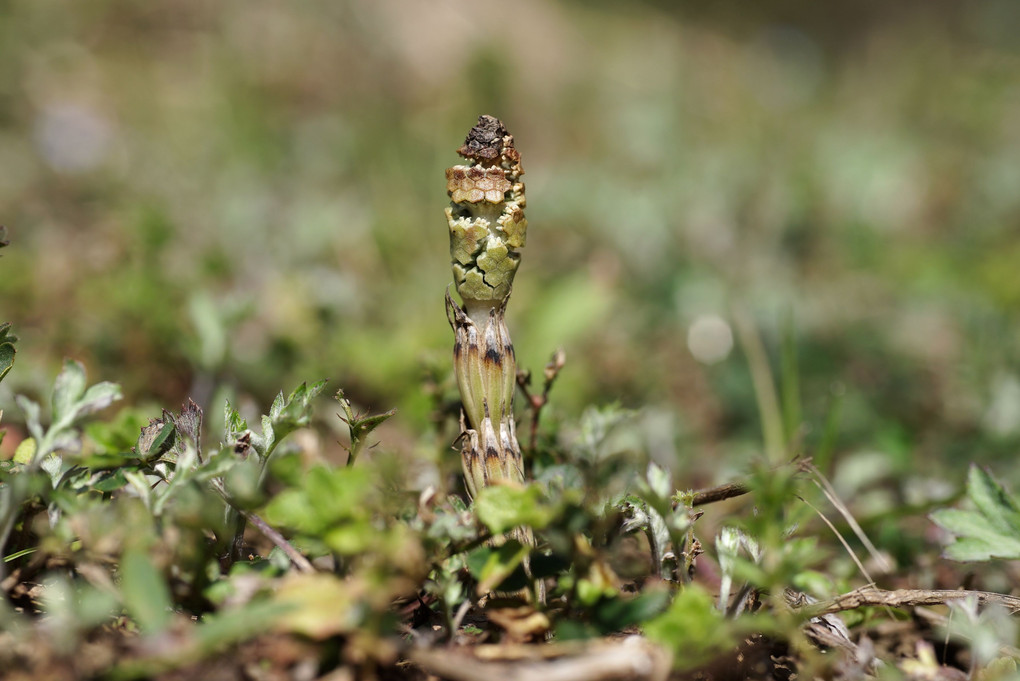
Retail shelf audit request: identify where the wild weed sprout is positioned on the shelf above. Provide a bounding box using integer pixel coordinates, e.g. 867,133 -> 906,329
445,115 -> 528,500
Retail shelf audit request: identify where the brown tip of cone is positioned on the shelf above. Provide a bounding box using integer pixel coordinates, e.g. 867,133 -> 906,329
457,115 -> 513,165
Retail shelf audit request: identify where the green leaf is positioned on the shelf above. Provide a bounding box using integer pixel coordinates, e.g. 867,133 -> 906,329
645,462 -> 672,499
527,551 -> 570,579
195,449 -> 245,481
224,400 -> 247,434
335,388 -> 395,465
273,573 -> 360,639
593,585 -> 671,632
0,327 -> 15,384
52,360 -> 88,422
966,465 -> 1020,535
120,548 -> 173,634
324,521 -> 375,555
468,541 -> 530,594
574,404 -> 633,463
124,471 -> 153,511
930,509 -> 1018,561
644,584 -> 735,670
222,456 -> 263,509
273,380 -> 328,436
555,620 -> 601,641
931,466 -> 1020,561
194,601 -> 292,654
85,408 -> 152,454
4,547 -> 37,563
16,395 -> 43,442
942,537 -> 1000,563
13,437 -> 35,465
269,391 -> 286,421
145,420 -> 177,459
93,469 -> 129,493
474,484 -> 554,534
264,466 -> 371,534
77,381 -> 122,417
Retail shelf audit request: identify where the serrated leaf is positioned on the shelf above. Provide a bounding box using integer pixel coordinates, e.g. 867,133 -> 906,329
271,380 -> 327,436
260,415 -> 275,452
173,399 -> 203,446
966,465 -> 1020,536
52,360 -> 87,422
349,410 -> 396,436
646,462 -> 672,499
270,392 -> 285,421
942,537 -> 998,562
224,400 -> 246,434
305,379 -> 328,400
334,388 -> 395,465
931,466 -> 1020,561
77,382 -> 122,417
931,508 -> 1020,560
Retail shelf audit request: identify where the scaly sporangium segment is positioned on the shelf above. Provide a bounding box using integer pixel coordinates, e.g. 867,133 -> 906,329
444,114 -> 535,562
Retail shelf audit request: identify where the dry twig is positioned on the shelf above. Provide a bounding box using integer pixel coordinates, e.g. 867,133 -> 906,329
807,587 -> 1020,617
410,637 -> 671,681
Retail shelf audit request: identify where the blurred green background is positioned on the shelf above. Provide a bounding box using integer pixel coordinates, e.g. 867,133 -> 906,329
2,0 -> 1019,501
